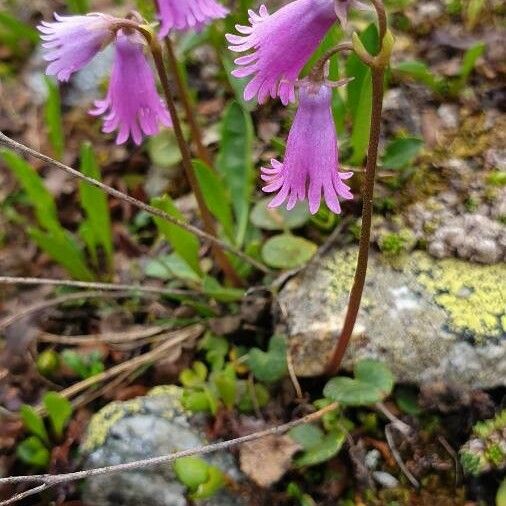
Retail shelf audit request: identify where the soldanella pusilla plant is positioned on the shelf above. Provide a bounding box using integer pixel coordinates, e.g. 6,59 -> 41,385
37,0 -> 393,373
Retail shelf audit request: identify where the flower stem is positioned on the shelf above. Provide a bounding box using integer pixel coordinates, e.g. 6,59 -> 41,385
149,40 -> 244,287
163,36 -> 213,167
326,4 -> 388,375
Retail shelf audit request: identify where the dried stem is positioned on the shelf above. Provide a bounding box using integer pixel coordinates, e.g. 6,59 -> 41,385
148,40 -> 244,287
0,402 -> 338,505
326,1 -> 388,375
0,131 -> 269,274
163,37 -> 213,166
0,276 -> 196,296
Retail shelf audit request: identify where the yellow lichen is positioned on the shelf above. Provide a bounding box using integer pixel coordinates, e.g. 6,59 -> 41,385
82,386 -> 184,453
412,252 -> 506,342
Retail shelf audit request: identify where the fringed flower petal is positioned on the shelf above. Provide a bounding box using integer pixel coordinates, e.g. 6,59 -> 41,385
156,0 -> 229,37
226,0 -> 337,105
89,32 -> 172,145
262,83 -> 353,214
38,13 -> 115,82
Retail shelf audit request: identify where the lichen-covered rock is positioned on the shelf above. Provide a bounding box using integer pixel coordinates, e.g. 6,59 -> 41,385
81,386 -> 246,506
279,248 -> 506,388
460,410 -> 506,475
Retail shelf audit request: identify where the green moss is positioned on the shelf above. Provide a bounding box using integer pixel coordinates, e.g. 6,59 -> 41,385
413,253 -> 506,343
486,170 -> 506,187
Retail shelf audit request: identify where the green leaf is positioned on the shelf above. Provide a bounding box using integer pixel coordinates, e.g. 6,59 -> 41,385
173,456 -> 209,490
381,137 -> 424,169
180,361 -> 208,387
323,377 -> 383,406
0,11 -> 38,54
496,477 -> 506,506
349,70 -> 372,166
144,253 -> 201,283
237,382 -> 270,413
251,197 -> 311,231
16,437 -> 50,469
346,23 -> 378,121
216,101 -> 254,246
294,429 -> 346,467
459,42 -> 485,82
151,195 -> 202,276
147,129 -> 183,168
193,160 -> 235,241
191,465 -> 225,499
79,142 -> 113,271
394,60 -> 442,92
202,276 -> 245,302
261,234 -> 317,269
289,424 -> 325,450
20,405 -> 49,445
212,364 -> 237,409
248,335 -> 288,383
29,228 -> 94,281
395,386 -> 422,416
66,0 -> 90,13
354,359 -> 394,397
44,77 -> 65,160
181,390 -> 212,412
43,392 -> 73,439
199,332 -> 229,371
0,149 -> 61,233
221,53 -> 256,112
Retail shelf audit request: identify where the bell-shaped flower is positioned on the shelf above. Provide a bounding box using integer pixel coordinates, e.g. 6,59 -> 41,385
38,13 -> 116,82
261,82 -> 353,214
156,0 -> 229,37
89,32 -> 172,145
227,0 -> 340,105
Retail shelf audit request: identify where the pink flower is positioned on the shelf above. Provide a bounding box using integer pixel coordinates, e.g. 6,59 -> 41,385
89,32 -> 172,145
38,13 -> 116,82
261,83 -> 353,214
226,0 -> 337,105
156,0 -> 229,37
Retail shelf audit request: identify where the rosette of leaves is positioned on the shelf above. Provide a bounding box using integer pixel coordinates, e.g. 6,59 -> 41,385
459,409 -> 506,475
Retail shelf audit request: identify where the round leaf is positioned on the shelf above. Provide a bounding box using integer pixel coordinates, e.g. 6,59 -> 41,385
262,234 -> 317,269
354,359 -> 394,398
294,430 -> 346,467
173,456 -> 209,490
323,377 -> 383,406
251,198 -> 311,230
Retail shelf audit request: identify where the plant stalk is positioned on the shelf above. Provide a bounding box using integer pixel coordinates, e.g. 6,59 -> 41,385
326,65 -> 385,375
163,37 -> 213,167
149,41 -> 244,287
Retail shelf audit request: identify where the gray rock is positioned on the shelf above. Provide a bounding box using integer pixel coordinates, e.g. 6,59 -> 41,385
279,248 -> 506,388
81,386 -> 246,506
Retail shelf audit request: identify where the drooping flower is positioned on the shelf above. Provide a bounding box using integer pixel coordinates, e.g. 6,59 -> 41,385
227,0 -> 338,105
38,13 -> 116,82
89,32 -> 172,145
156,0 -> 229,37
261,83 -> 353,214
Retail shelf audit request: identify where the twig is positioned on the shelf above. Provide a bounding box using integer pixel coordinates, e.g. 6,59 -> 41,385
0,276 -> 196,297
375,402 -> 412,436
0,290 -> 141,332
35,324 -> 203,411
385,424 -> 420,488
286,348 -> 303,400
0,131 -> 269,274
0,483 -> 49,506
437,435 -> 461,485
0,402 -> 338,505
37,323 -> 179,346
